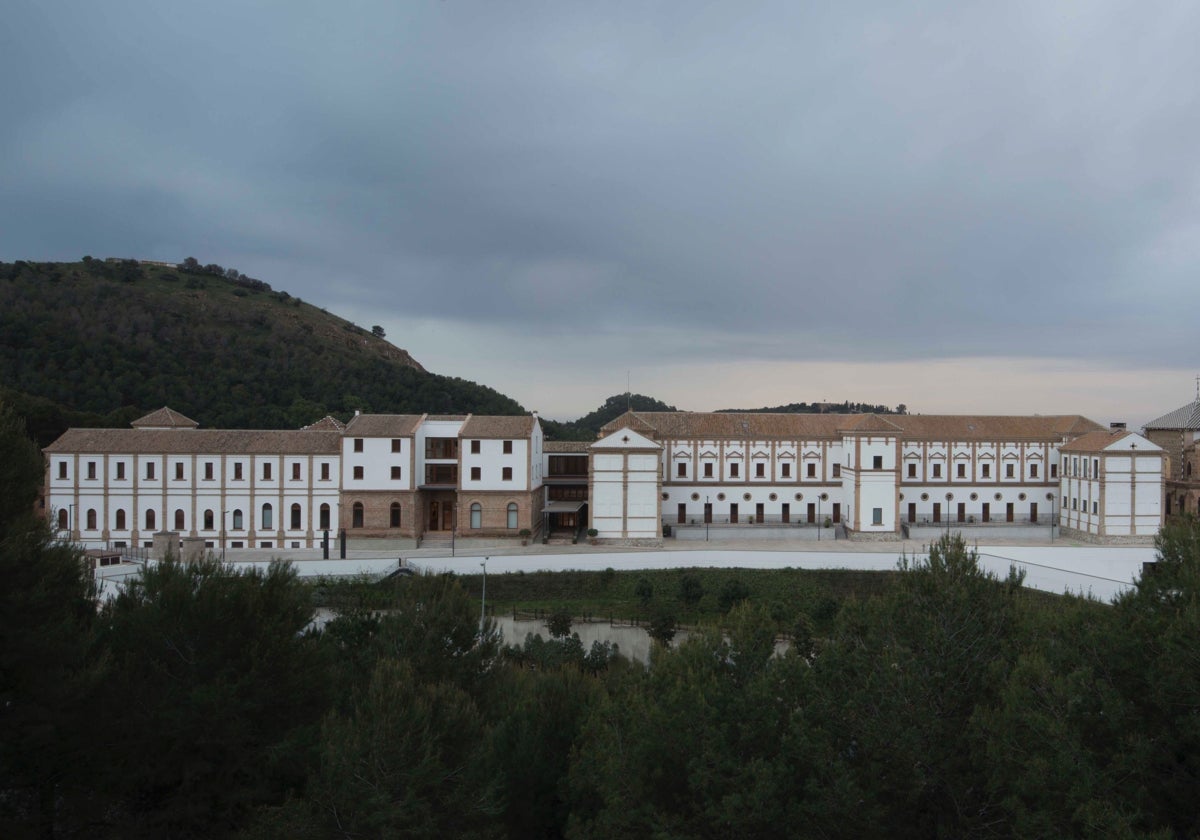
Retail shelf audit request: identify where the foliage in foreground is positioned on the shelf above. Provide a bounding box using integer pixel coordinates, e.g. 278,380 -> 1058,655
6,388 -> 1200,840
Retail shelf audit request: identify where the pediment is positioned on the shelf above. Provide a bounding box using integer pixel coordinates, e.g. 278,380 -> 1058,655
592,427 -> 661,450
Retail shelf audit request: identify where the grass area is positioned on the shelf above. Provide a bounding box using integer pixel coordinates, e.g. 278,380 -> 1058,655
309,566 -> 906,635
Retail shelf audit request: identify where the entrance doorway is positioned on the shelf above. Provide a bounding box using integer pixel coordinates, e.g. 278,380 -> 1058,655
427,500 -> 455,531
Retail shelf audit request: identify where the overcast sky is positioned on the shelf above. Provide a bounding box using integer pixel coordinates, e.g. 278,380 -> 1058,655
3,1 -> 1199,424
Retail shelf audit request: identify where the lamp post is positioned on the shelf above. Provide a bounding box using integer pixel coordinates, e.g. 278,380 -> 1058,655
68,503 -> 75,540
946,493 -> 953,538
705,496 -> 710,542
221,509 -> 227,562
479,558 -> 488,636
1051,493 -> 1057,542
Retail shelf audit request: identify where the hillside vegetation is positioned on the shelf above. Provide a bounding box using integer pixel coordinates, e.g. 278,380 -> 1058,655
0,259 -> 524,443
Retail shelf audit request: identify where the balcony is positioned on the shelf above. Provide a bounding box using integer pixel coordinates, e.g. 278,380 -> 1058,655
422,464 -> 459,487
424,438 -> 458,460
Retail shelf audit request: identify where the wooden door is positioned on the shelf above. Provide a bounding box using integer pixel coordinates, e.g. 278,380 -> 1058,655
908,502 -> 916,523
832,503 -> 841,523
781,503 -> 790,523
1006,503 -> 1014,522
807,503 -> 816,523
730,503 -> 739,524
704,503 -> 712,524
957,502 -> 965,522
982,503 -> 990,522
933,503 -> 941,523
755,503 -> 764,523
1030,502 -> 1038,523
678,503 -> 686,524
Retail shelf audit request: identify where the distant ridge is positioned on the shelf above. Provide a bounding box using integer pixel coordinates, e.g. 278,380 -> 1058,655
0,258 -> 525,444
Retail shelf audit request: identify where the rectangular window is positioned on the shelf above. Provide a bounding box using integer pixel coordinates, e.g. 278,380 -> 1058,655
391,466 -> 402,480
730,463 -> 739,478
982,464 -> 990,478
781,463 -> 791,478
353,466 -> 364,480
678,462 -> 687,477
907,463 -> 916,478
116,462 -> 125,480
1006,463 -> 1014,478
932,464 -> 941,478
471,466 -> 481,481
957,463 -> 966,478
175,462 -> 184,480
1050,464 -> 1058,479
204,462 -> 214,480
87,461 -> 96,480
872,507 -> 883,525
502,466 -> 513,481
471,440 -> 480,454
320,463 -> 330,481
1031,464 -> 1039,478
807,463 -> 816,478
391,439 -> 402,453
1092,500 -> 1098,515
292,462 -> 301,480
1093,458 -> 1099,477
58,461 -> 68,480
503,440 -> 513,454
354,438 -> 363,453
873,456 -> 883,470
832,464 -> 841,478
755,462 -> 765,478
704,462 -> 713,477
146,462 -> 155,480
263,463 -> 272,480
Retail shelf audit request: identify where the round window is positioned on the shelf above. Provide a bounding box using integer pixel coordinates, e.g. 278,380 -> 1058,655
994,492 -> 1002,501
691,493 -> 700,501
969,492 -> 978,501
1018,492 -> 1027,501
717,493 -> 726,501
769,493 -> 778,502
819,492 -> 829,502
662,492 -> 669,500
743,493 -> 752,501
920,493 -> 929,501
795,493 -> 803,501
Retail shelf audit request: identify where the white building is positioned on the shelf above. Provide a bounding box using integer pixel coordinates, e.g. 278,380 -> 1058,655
1058,429 -> 1165,541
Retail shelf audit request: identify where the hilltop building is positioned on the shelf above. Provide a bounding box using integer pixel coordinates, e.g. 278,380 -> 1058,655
44,398 -> 1182,550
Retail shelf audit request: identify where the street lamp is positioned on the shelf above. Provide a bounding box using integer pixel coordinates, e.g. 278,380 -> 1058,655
946,493 -> 953,538
479,558 -> 488,636
817,495 -> 822,541
221,509 -> 227,562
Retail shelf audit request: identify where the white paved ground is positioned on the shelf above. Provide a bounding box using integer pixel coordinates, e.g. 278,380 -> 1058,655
95,537 -> 1159,603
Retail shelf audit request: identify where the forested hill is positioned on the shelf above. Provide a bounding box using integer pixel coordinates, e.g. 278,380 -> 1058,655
718,400 -> 905,415
0,259 -> 524,444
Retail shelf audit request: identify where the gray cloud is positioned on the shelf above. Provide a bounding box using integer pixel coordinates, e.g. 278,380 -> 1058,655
3,0 -> 1199,392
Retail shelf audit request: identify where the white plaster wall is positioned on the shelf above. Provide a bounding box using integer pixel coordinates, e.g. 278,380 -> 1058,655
462,439 -> 529,490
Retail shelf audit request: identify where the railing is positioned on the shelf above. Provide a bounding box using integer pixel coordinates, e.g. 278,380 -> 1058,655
669,515 -> 836,527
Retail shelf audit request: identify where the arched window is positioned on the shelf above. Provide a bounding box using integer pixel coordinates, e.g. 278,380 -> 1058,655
261,503 -> 273,530
290,503 -> 301,530
115,509 -> 126,530
204,509 -> 214,530
57,509 -> 68,531
86,509 -> 97,530
319,503 -> 330,530
507,502 -> 518,529
470,503 -> 482,529
146,509 -> 156,531
174,509 -> 185,531
352,502 -> 364,528
390,502 -> 401,528
232,509 -> 244,530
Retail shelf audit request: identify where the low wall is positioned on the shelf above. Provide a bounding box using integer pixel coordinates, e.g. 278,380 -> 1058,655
673,525 -> 836,542
907,524 -> 1054,542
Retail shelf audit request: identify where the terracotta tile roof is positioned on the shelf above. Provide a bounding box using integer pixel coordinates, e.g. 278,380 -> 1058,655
888,415 -> 1104,440
460,415 -> 537,438
343,414 -> 425,436
1145,399 -> 1200,431
303,415 -> 346,431
544,440 -> 591,452
130,407 -> 199,429
44,428 -> 342,455
600,411 -> 1103,442
1059,429 -> 1134,453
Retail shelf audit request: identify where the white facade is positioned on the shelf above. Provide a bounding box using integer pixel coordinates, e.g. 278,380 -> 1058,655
1060,431 -> 1165,539
590,428 -> 661,540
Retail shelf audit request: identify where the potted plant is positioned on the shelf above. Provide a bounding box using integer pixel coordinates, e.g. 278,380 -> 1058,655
519,528 -> 531,546
823,517 -> 832,529
587,527 -> 599,545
